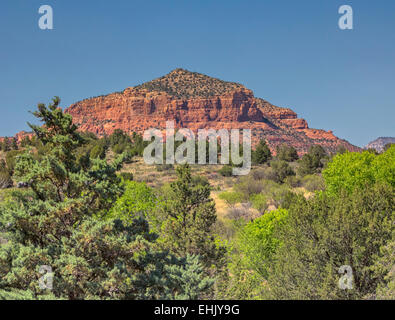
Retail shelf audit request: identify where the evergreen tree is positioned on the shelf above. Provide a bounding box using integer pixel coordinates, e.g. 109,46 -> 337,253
276,143 -> 298,162
10,138 -> 18,150
252,140 -> 272,165
297,144 -> 328,176
0,98 -> 212,299
160,165 -> 226,273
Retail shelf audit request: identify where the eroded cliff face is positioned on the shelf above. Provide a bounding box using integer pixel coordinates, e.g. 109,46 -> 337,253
0,69 -> 340,154
63,69 -> 359,154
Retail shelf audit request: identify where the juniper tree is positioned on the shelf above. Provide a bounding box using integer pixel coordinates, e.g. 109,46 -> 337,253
160,165 -> 226,273
0,98 -> 212,299
252,140 -> 272,165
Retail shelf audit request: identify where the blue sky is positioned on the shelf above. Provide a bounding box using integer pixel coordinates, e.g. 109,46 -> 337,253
1,0 -> 394,147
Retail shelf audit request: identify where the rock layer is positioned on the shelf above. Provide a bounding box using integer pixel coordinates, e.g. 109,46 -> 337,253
64,69 -> 360,154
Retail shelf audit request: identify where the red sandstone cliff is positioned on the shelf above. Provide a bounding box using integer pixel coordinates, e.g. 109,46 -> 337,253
9,69 -> 359,154
64,69 -> 360,154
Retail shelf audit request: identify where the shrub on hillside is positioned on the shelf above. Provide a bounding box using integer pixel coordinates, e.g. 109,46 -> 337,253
219,191 -> 244,208
284,175 -> 302,188
251,166 -> 277,182
234,178 -> 264,200
270,160 -> 295,183
0,171 -> 13,189
191,175 -> 211,187
119,172 -> 134,181
276,144 -> 298,162
218,165 -> 233,177
301,174 -> 325,192
297,145 -> 328,176
249,193 -> 268,214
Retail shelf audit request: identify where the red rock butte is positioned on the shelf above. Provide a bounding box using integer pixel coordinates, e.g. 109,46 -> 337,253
59,69 -> 359,154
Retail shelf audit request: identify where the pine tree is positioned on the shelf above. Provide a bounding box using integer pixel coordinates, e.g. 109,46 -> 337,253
252,140 -> 272,165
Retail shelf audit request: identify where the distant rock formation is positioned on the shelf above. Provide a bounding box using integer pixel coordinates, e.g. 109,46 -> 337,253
365,137 -> 395,153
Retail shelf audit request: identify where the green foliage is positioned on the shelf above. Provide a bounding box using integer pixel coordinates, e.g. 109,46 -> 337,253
89,143 -> 106,159
108,129 -> 146,157
160,165 -> 226,272
0,171 -> 12,189
109,181 -> 159,223
5,150 -> 24,175
270,160 -> 295,183
251,166 -> 277,182
119,171 -> 133,181
297,145 -> 328,176
162,255 -> 215,300
221,210 -> 288,299
252,140 -> 272,165
383,143 -> 394,152
301,174 -> 325,192
219,191 -> 244,208
135,68 -> 243,99
218,165 -> 233,177
239,209 -> 288,278
323,145 -> 395,195
284,175 -> 301,188
0,289 -> 59,300
233,178 -> 263,200
191,175 -> 210,188
264,183 -> 394,299
371,235 -> 395,299
249,193 -> 268,214
0,98 -> 213,300
276,144 -> 298,162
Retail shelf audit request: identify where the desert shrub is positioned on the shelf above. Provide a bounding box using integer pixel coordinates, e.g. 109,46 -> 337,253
249,193 -> 268,214
89,143 -> 106,159
156,164 -> 174,172
270,160 -> 295,183
191,175 -> 210,187
302,174 -> 325,192
280,191 -> 303,210
219,191 -> 244,208
251,165 -> 277,181
270,184 -> 293,208
284,175 -> 302,188
234,178 -> 264,200
265,183 -> 394,300
226,203 -> 253,220
251,168 -> 266,180
109,180 -> 159,223
238,208 -> 288,278
276,144 -> 298,162
218,165 -> 233,177
119,172 -> 134,181
220,209 -> 288,299
5,150 -> 24,175
0,171 -> 13,189
112,142 -> 128,154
